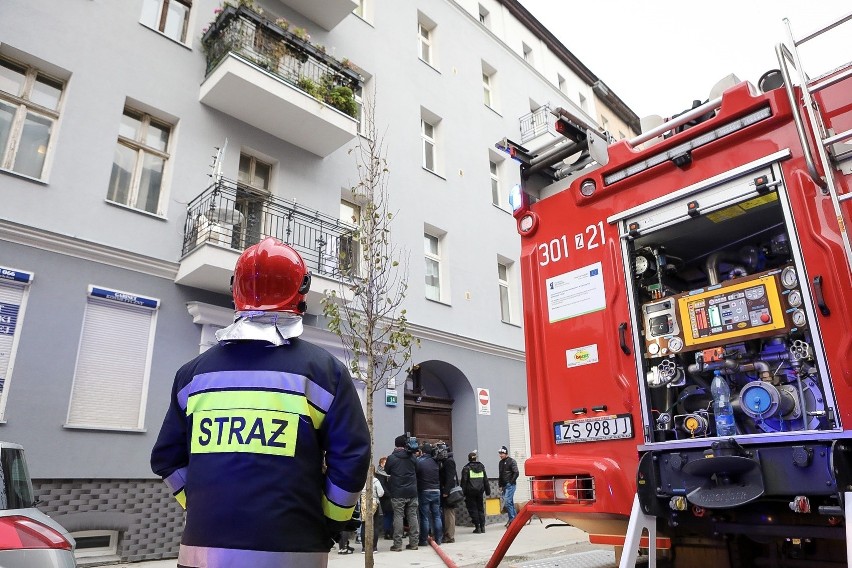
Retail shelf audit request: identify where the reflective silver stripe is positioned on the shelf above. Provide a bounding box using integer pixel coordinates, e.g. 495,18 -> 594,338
177,371 -> 333,413
179,545 -> 328,568
325,478 -> 361,508
164,467 -> 188,493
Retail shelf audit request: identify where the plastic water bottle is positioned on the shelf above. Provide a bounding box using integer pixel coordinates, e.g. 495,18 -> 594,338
712,371 -> 737,437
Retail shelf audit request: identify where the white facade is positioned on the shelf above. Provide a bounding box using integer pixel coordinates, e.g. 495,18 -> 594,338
0,0 -> 637,560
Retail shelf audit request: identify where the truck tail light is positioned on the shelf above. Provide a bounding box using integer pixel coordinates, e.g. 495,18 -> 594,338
531,476 -> 595,504
0,516 -> 73,550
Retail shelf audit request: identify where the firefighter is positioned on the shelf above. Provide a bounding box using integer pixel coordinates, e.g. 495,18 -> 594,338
461,450 -> 490,533
150,237 -> 370,568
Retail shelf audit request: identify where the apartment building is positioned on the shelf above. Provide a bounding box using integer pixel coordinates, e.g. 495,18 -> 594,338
0,0 -> 638,561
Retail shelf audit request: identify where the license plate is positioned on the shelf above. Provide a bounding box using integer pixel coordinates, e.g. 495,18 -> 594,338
554,414 -> 634,444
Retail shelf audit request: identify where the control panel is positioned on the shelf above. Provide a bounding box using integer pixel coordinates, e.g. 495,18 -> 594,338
642,266 -> 805,357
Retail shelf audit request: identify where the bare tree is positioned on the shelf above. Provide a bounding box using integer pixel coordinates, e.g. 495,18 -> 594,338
322,90 -> 418,567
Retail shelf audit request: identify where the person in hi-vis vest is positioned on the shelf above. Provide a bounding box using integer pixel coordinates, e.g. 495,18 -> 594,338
151,237 -> 370,568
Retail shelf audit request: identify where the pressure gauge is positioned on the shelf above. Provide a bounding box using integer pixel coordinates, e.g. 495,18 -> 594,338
668,336 -> 684,353
781,266 -> 798,289
647,342 -> 660,356
787,289 -> 803,308
791,309 -> 806,327
635,255 -> 649,275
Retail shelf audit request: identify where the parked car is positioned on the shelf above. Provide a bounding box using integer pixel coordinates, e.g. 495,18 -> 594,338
0,441 -> 76,567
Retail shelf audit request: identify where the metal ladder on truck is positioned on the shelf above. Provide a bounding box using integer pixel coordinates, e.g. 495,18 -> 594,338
776,11 -> 852,273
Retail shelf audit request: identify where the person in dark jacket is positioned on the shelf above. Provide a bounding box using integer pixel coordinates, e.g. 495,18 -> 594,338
150,239 -> 370,568
498,445 -> 520,526
415,443 -> 443,545
384,435 -> 420,551
460,450 -> 490,533
437,443 -> 459,543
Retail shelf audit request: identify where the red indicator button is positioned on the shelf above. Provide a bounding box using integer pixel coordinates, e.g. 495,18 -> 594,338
760,313 -> 770,323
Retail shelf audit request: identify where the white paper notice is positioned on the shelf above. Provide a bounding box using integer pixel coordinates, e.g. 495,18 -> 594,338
546,262 -> 606,323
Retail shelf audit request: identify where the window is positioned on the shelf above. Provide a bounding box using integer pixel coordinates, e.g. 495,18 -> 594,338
71,530 -> 119,559
234,153 -> 272,249
417,12 -> 437,68
578,93 -> 588,112
557,74 -> 568,95
421,119 -> 436,172
424,233 -> 442,301
0,268 -> 34,422
498,262 -> 511,322
67,287 -> 159,431
481,61 -> 497,109
522,42 -> 533,65
418,22 -> 433,65
600,115 -> 609,133
107,107 -> 172,215
353,0 -> 366,19
478,4 -> 490,27
338,199 -> 360,276
490,159 -> 501,206
0,56 -> 64,179
140,0 -> 192,43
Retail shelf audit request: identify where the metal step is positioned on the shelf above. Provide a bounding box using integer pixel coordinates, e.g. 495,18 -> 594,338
511,549 -> 616,568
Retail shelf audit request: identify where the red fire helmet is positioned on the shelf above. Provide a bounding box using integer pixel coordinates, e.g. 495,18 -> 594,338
232,237 -> 311,313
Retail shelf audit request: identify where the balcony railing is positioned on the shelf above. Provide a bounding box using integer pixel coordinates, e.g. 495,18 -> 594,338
519,105 -> 557,144
201,5 -> 362,118
183,178 -> 359,282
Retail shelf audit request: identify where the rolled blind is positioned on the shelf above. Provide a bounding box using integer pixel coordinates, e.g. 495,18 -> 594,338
67,298 -> 156,430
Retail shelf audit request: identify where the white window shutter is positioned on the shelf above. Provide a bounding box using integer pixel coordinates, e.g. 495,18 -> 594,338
507,407 -> 531,503
67,298 -> 156,430
0,282 -> 28,421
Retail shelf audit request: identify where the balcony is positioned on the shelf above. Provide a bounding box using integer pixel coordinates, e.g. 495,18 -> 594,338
277,0 -> 358,30
175,178 -> 358,308
200,5 -> 363,157
519,105 -> 559,146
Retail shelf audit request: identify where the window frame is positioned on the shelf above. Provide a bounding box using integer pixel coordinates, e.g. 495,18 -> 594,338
141,0 -> 192,43
106,106 -> 173,216
522,42 -> 533,65
421,118 -> 436,173
418,22 -> 433,65
489,159 -> 501,207
0,56 -> 64,180
424,232 -> 442,302
498,262 -> 511,323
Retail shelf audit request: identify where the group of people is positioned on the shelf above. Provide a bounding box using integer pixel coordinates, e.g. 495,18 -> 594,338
363,435 -> 519,553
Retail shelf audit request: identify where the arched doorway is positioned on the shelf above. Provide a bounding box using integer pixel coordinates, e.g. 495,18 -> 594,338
403,360 -> 467,450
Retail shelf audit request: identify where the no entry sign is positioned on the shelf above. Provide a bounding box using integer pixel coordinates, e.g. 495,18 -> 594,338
477,387 -> 491,415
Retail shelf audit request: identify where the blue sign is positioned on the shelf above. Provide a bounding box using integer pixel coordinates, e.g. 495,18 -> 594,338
0,267 -> 33,284
89,287 -> 159,309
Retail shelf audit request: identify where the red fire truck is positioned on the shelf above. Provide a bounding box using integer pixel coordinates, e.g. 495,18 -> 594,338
492,12 -> 852,568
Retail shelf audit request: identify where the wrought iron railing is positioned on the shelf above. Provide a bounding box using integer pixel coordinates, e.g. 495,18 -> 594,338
519,105 -> 557,143
201,5 -> 363,117
182,178 -> 359,282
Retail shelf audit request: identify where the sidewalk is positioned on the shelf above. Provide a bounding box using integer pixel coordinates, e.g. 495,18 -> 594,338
97,519 -> 602,568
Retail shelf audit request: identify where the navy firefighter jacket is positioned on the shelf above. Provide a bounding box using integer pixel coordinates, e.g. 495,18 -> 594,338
150,337 -> 370,561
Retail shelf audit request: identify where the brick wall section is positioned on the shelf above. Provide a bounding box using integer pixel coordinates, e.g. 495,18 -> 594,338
33,478 -> 509,561
34,479 -> 183,562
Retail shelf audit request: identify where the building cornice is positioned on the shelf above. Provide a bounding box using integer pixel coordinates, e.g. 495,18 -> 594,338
408,321 -> 526,362
0,219 -> 179,280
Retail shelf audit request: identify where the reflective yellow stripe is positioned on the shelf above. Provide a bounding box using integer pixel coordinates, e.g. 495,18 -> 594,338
187,390 -> 325,429
190,409 -> 298,457
322,495 -> 356,522
469,470 -> 485,478
175,489 -> 186,509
